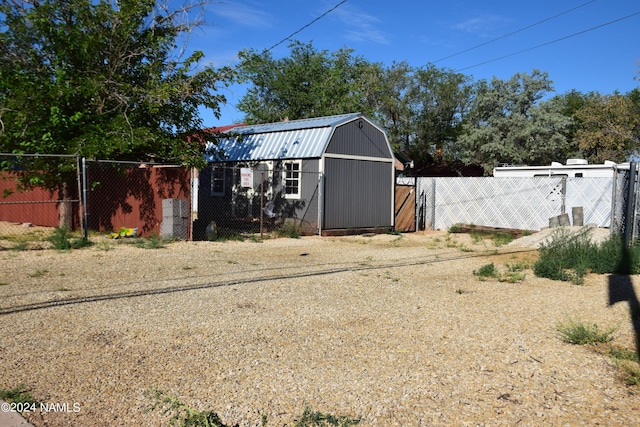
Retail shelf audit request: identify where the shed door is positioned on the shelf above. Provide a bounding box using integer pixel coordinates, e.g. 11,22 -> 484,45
323,158 -> 393,230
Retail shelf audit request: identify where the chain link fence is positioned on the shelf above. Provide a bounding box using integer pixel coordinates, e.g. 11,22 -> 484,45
83,159 -> 192,240
0,153 -> 82,249
193,164 -> 322,240
4,152 -> 640,248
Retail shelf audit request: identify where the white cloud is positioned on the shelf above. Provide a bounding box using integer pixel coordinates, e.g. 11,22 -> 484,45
210,2 -> 274,29
328,3 -> 390,45
451,14 -> 512,37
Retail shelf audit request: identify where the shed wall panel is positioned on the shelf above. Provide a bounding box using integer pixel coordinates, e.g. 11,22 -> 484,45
325,120 -> 392,159
323,158 -> 393,229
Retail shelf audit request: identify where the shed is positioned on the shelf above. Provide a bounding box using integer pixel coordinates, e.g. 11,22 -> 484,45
194,113 -> 395,237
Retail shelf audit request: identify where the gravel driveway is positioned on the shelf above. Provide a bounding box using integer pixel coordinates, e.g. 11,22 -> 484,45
1,231 -> 639,426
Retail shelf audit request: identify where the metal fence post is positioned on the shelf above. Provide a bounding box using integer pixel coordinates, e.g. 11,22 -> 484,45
81,157 -> 89,239
624,162 -> 636,247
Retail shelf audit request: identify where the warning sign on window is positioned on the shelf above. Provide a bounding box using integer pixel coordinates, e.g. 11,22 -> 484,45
240,168 -> 253,188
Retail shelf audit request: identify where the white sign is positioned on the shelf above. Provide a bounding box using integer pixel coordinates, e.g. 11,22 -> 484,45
240,168 -> 253,188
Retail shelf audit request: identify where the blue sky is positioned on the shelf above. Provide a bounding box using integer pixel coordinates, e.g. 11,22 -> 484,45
185,0 -> 640,127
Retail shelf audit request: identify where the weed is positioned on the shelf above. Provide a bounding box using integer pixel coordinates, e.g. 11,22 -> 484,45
601,345 -> 640,387
47,226 -> 91,251
145,387 -> 231,427
458,245 -> 473,252
293,404 -> 360,427
506,262 -> 528,272
491,232 -> 514,247
556,317 -> 616,345
502,271 -> 526,283
609,346 -> 638,362
534,229 -> 640,282
10,242 -> 28,251
28,268 -> 49,278
134,234 -> 167,249
277,223 -> 301,239
0,384 -> 36,405
94,241 -> 113,251
448,224 -> 465,233
473,263 -> 499,280
470,233 -> 484,244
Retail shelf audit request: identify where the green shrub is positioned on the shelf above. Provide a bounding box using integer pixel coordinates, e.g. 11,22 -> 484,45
556,317 -> 616,345
532,228 -> 640,282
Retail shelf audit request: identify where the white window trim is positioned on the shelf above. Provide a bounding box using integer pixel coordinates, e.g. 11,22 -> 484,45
283,160 -> 302,200
210,166 -> 225,196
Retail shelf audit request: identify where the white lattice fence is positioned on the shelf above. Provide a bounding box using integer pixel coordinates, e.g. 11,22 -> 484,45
404,176 -> 617,231
566,178 -> 613,227
433,177 -> 563,230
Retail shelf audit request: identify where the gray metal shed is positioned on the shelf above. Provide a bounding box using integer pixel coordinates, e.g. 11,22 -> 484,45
197,113 -> 394,236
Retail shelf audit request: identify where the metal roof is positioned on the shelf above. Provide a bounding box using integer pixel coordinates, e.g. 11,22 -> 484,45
206,113 -> 363,162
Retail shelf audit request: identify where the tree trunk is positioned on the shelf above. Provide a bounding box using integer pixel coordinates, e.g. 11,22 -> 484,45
59,180 -> 74,230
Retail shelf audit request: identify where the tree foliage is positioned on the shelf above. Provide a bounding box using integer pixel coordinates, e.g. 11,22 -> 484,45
458,70 -> 574,174
237,41 -> 379,124
574,92 -> 640,163
0,0 -> 234,188
408,65 -> 474,163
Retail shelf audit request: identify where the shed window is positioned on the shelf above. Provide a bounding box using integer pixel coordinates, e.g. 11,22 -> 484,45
211,166 -> 224,196
283,161 -> 301,199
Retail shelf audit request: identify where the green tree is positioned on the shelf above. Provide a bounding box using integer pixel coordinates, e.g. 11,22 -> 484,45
368,61 -> 414,152
409,65 -> 474,164
0,0 -> 234,225
458,70 -> 573,174
574,92 -> 640,163
236,41 -> 380,123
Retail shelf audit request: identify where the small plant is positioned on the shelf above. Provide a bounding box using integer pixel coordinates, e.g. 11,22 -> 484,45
609,346 -> 638,362
10,242 -> 28,251
145,387 -> 231,427
47,226 -> 91,251
134,234 -> 167,249
0,384 -> 36,405
293,405 -> 360,427
491,232 -> 514,247
28,268 -> 49,278
473,263 -> 499,280
556,317 -> 616,345
277,222 -> 301,239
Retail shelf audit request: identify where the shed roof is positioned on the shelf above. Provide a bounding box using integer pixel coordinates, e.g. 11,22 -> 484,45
206,113 -> 364,162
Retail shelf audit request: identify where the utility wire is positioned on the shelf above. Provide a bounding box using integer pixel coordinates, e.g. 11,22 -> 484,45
455,10 -> 640,72
433,0 -> 598,63
262,0 -> 348,54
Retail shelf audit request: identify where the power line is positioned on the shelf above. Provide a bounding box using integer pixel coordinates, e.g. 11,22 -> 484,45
433,0 -> 598,64
262,0 -> 349,54
455,10 -> 640,72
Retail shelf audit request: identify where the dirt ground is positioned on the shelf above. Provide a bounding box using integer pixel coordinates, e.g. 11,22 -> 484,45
1,228 -> 639,426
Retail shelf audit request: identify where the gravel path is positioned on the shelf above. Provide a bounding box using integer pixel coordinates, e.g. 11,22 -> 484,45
1,231 -> 639,426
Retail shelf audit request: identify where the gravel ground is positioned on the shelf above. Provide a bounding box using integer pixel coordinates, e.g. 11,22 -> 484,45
1,230 -> 639,426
